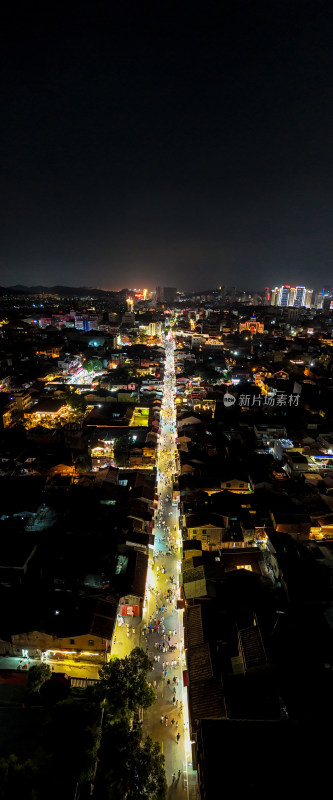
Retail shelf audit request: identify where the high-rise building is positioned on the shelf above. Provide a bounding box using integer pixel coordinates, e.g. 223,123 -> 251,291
314,292 -> 324,310
289,287 -> 296,306
278,285 -> 290,306
294,286 -> 306,307
219,285 -> 226,302
323,295 -> 332,312
305,289 -> 313,308
269,284 -> 313,307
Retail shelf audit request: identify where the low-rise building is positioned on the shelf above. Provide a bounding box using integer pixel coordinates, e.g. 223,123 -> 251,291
24,398 -> 69,426
11,596 -> 118,662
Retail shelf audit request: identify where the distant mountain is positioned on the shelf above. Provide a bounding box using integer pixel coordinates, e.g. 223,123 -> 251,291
1,285 -> 125,297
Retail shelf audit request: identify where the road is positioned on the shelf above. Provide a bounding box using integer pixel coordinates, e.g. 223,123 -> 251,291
112,334 -> 197,797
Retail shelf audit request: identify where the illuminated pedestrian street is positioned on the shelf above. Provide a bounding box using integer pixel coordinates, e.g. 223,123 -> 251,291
112,331 -> 196,796
140,332 -> 197,798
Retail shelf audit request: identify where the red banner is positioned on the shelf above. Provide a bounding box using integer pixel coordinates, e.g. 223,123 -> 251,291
121,605 -> 139,617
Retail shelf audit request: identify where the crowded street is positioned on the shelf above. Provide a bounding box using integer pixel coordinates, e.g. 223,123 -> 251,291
111,332 -> 196,798
141,333 -> 193,798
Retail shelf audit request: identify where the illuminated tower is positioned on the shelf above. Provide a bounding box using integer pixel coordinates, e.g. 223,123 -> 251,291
294,286 -> 306,307
289,287 -> 296,306
278,285 -> 290,306
305,289 -> 313,308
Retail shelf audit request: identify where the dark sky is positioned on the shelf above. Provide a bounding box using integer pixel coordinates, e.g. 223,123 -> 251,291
1,1 -> 333,291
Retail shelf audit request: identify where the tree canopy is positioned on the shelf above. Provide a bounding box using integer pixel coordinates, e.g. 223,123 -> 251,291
66,392 -> 87,412
99,647 -> 155,722
0,755 -> 39,800
85,358 -> 103,372
95,720 -> 167,800
26,662 -> 51,694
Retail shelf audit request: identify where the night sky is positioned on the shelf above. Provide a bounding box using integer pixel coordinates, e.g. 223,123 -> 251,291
1,2 -> 333,291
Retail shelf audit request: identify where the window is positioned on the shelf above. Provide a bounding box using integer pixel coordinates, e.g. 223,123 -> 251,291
226,482 -> 231,487
70,639 -> 75,644
88,640 -> 94,646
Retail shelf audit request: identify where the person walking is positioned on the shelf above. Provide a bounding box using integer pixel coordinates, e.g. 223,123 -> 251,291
160,715 -> 164,724
172,773 -> 176,783
165,716 -> 168,726
176,733 -> 180,743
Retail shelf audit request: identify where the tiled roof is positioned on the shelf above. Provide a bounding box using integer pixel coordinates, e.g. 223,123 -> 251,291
184,604 -> 204,649
131,550 -> 148,598
189,677 -> 226,727
187,642 -> 213,681
182,564 -> 205,584
238,626 -> 267,670
91,597 -> 118,639
30,399 -> 66,413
